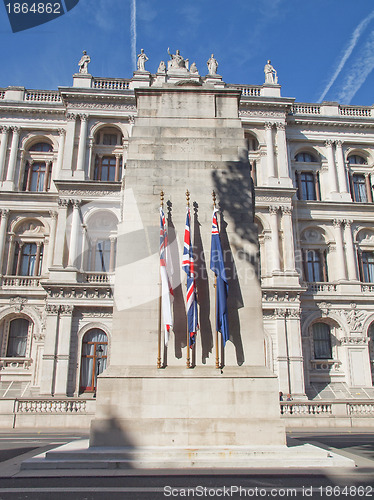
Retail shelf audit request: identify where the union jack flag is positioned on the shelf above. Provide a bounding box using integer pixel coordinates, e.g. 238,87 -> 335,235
160,207 -> 173,346
182,207 -> 198,347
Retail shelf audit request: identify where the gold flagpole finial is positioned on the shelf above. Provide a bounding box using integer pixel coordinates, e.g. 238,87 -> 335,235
212,190 -> 217,209
186,189 -> 190,207
160,190 -> 164,207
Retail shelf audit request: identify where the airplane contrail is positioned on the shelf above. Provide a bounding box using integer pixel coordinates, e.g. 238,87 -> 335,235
131,0 -> 137,71
318,10 -> 374,102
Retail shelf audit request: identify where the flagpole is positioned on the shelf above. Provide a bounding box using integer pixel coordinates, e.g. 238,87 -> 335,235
186,189 -> 191,369
212,190 -> 220,369
157,190 -> 164,369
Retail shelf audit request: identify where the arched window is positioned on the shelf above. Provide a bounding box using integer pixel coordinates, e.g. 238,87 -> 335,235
348,155 -> 367,165
12,242 -> 43,276
91,127 -> 124,182
79,329 -> 108,393
29,142 -> 52,153
6,318 -> 30,357
312,323 -> 332,359
22,141 -> 53,192
347,154 -> 372,203
295,152 -> 317,163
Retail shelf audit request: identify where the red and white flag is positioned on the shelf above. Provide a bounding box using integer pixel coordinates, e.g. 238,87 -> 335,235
160,207 -> 174,346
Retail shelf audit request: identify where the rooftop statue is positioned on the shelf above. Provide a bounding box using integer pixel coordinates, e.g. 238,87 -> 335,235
190,62 -> 198,74
157,61 -> 166,73
167,48 -> 189,70
78,50 -> 91,74
207,54 -> 218,75
137,49 -> 149,72
264,60 -> 278,84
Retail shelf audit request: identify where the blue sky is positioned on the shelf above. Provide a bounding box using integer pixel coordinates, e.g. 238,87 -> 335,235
1,0 -> 374,106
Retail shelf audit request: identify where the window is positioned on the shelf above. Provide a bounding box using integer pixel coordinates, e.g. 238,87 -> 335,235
95,239 -> 111,272
352,174 -> 368,203
295,152 -> 317,163
312,323 -> 332,359
103,134 -> 118,146
23,162 -> 52,192
348,155 -> 367,165
94,156 -> 121,181
6,318 -> 29,357
300,172 -> 316,200
29,142 -> 52,153
13,242 -> 43,276
361,252 -> 374,283
304,249 -> 328,282
80,329 -> 108,393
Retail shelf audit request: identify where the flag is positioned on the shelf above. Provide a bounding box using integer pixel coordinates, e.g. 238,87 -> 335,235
182,207 -> 198,347
160,207 -> 173,346
210,209 -> 229,346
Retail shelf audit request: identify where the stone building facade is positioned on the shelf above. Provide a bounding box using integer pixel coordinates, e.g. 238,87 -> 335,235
0,55 -> 374,426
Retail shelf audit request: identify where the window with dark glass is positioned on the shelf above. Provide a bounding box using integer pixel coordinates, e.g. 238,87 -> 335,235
6,318 -> 29,357
13,242 -> 43,276
94,155 -> 121,181
94,239 -> 111,272
295,152 -> 317,163
313,323 -> 332,359
304,249 -> 328,282
300,172 -> 316,200
22,162 -> 52,192
361,252 -> 374,283
348,155 -> 366,165
29,142 -> 52,153
352,174 -> 368,202
103,134 -> 118,146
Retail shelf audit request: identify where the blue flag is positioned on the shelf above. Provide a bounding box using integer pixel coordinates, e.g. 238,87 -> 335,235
210,209 -> 229,346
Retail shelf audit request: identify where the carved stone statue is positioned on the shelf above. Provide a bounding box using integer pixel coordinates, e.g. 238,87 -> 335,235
190,62 -> 198,74
207,54 -> 218,75
167,48 -> 188,70
264,60 -> 278,84
137,48 -> 149,72
78,50 -> 91,74
157,61 -> 166,73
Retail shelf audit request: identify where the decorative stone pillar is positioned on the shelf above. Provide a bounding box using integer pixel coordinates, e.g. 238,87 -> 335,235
15,242 -> 24,275
46,211 -> 58,272
76,114 -> 88,176
115,155 -> 121,182
274,308 -> 290,394
344,220 -> 358,281
40,304 -> 60,395
335,140 -> 348,194
275,122 -> 289,179
281,206 -> 296,272
0,209 -> 9,274
5,233 -> 15,275
269,206 -> 280,272
333,219 -> 347,280
68,199 -> 81,268
265,123 -> 276,179
285,309 -> 306,398
4,126 -> 20,190
61,113 -> 76,177
34,242 -> 42,276
54,305 -> 74,396
54,129 -> 66,181
53,199 -> 69,267
88,137 -> 94,180
0,126 -> 9,182
325,140 -> 339,195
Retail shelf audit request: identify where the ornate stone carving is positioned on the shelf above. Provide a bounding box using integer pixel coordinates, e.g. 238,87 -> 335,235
281,206 -> 292,215
269,205 -> 279,215
332,219 -> 343,228
275,122 -> 286,130
58,128 -> 66,136
60,305 -> 74,315
9,297 -> 27,312
325,139 -> 333,146
341,304 -> 367,332
45,304 -> 60,315
239,109 -> 285,118
79,114 -> 88,121
72,103 -> 136,111
340,337 -> 369,346
58,199 -> 70,208
317,302 -> 331,317
274,308 -> 287,318
265,122 -> 274,130
66,113 -> 77,121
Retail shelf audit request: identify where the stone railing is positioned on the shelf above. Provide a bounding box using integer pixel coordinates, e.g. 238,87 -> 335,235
25,91 -> 62,102
281,400 -> 374,421
85,272 -> 114,284
93,78 -> 131,90
281,402 -> 332,415
2,276 -> 41,288
339,106 -> 371,117
0,358 -> 32,370
291,104 -> 321,115
16,398 -> 88,414
307,282 -> 337,293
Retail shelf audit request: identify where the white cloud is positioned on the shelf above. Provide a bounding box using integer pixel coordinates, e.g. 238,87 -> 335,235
337,30 -> 374,104
318,9 -> 374,102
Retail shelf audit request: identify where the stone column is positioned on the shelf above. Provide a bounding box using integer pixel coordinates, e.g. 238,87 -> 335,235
344,220 -> 358,281
335,140 -> 348,194
54,305 -> 74,396
34,242 -> 42,276
269,206 -> 280,272
122,141 -> 128,179
61,113 -> 76,177
15,242 -> 24,275
275,308 -> 290,394
115,155 -> 121,182
76,114 -> 88,176
281,206 -> 296,272
0,209 -> 9,274
275,122 -> 289,178
5,233 -> 15,275
4,126 -> 20,190
265,123 -> 276,179
0,126 -> 9,182
54,129 -> 66,181
88,137 -> 94,180
40,304 -> 60,395
68,199 -> 81,268
333,219 -> 347,280
285,310 -> 306,398
53,199 -> 69,267
46,211 -> 58,272
325,140 -> 339,195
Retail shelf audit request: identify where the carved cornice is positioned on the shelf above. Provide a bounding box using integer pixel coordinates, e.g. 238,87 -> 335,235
43,284 -> 113,300
340,337 -> 369,346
